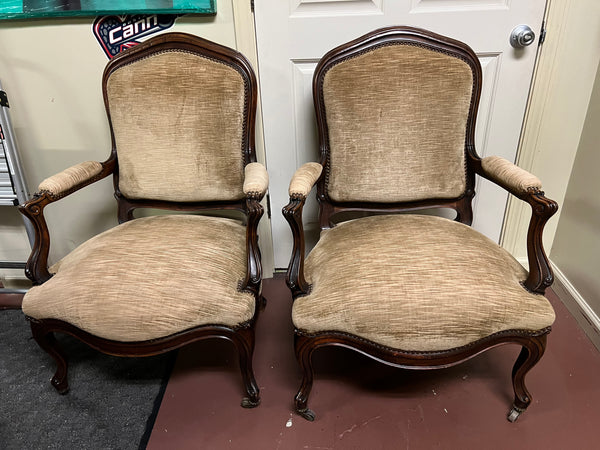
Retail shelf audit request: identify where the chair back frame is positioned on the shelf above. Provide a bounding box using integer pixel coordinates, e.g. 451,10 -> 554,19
312,26 -> 483,229
101,32 -> 259,223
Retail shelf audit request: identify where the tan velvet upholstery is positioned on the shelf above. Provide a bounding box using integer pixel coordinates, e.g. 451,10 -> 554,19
481,156 -> 542,194
289,163 -> 323,198
38,161 -> 103,196
23,215 -> 254,342
323,44 -> 473,203
107,50 -> 246,202
293,214 -> 555,352
243,162 -> 269,197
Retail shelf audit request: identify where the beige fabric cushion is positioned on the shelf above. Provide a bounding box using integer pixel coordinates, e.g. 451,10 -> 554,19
107,50 -> 246,202
323,44 -> 473,203
243,162 -> 269,196
293,214 -> 555,352
38,161 -> 103,196
23,215 -> 255,342
289,163 -> 323,198
481,156 -> 542,194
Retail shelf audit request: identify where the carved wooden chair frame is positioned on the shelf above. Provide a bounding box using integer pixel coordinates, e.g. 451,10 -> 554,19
283,26 -> 557,421
19,33 -> 266,408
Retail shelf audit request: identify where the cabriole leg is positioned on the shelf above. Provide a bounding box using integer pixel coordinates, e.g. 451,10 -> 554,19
294,334 -> 316,421
233,327 -> 260,408
507,334 -> 547,422
30,320 -> 69,394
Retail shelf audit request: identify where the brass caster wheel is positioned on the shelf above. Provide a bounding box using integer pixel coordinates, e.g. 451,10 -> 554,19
507,406 -> 525,423
297,408 -> 316,421
241,397 -> 260,408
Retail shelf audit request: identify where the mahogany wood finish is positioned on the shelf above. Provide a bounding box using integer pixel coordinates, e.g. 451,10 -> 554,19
18,33 -> 265,408
283,26 -> 557,422
283,197 -> 310,299
29,317 -> 261,406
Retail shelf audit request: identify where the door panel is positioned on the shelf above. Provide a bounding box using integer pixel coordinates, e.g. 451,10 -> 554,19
255,0 -> 547,267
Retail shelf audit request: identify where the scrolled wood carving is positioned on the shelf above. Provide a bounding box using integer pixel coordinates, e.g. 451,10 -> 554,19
523,188 -> 558,294
282,196 -> 311,298
241,196 -> 264,295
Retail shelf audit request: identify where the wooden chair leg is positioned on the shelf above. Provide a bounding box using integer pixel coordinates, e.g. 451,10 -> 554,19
507,334 -> 547,422
294,334 -> 316,421
233,327 -> 260,408
30,320 -> 69,394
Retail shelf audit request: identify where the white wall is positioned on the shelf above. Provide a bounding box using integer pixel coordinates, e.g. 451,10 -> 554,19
502,0 -> 600,260
550,61 -> 600,349
553,62 -> 600,306
499,0 -> 600,348
0,3 -> 244,277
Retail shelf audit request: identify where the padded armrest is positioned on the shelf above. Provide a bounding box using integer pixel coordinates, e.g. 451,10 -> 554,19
479,156 -> 555,294
38,161 -> 104,197
480,156 -> 542,195
289,163 -> 323,198
243,162 -> 269,197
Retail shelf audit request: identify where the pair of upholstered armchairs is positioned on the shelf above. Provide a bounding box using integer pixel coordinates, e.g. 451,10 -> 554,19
19,29 -> 557,423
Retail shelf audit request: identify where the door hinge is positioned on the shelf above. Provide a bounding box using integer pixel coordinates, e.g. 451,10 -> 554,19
539,20 -> 547,45
251,0 -> 254,13
266,193 -> 271,219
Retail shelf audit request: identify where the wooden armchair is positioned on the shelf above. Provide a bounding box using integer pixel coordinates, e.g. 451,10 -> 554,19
283,26 -> 557,422
19,33 -> 268,408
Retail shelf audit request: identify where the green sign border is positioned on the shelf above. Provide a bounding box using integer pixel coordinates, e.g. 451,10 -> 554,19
0,0 -> 215,20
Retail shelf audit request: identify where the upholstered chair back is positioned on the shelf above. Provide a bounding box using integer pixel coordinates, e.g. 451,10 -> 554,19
105,49 -> 248,202
319,43 -> 475,203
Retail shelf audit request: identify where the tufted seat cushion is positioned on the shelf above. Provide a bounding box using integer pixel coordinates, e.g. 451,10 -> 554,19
293,214 -> 555,352
23,215 -> 255,342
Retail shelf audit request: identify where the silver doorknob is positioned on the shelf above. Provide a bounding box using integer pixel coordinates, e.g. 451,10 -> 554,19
510,25 -> 536,48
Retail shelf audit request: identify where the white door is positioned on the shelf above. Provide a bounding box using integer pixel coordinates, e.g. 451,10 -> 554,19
254,0 -> 547,268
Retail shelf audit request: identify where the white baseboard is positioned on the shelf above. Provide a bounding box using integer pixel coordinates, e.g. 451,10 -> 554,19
550,262 -> 600,352
0,271 -> 31,289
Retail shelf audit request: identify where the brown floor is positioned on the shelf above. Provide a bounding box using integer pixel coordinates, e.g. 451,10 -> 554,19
147,276 -> 600,449
0,284 -> 24,310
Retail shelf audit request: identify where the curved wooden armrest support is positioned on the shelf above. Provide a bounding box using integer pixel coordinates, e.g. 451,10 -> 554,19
18,159 -> 115,285
241,195 -> 264,296
19,193 -> 54,285
475,159 -> 557,294
283,163 -> 322,298
282,196 -> 310,299
523,188 -> 558,294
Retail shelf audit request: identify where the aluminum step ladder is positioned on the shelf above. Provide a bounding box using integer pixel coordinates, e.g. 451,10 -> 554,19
0,80 -> 34,294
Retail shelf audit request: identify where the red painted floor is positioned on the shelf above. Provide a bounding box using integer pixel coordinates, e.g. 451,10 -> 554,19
147,276 -> 600,449
0,281 -> 24,310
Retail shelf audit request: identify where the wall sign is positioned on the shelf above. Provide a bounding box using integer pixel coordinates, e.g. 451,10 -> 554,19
0,1 -> 215,20
93,14 -> 179,58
